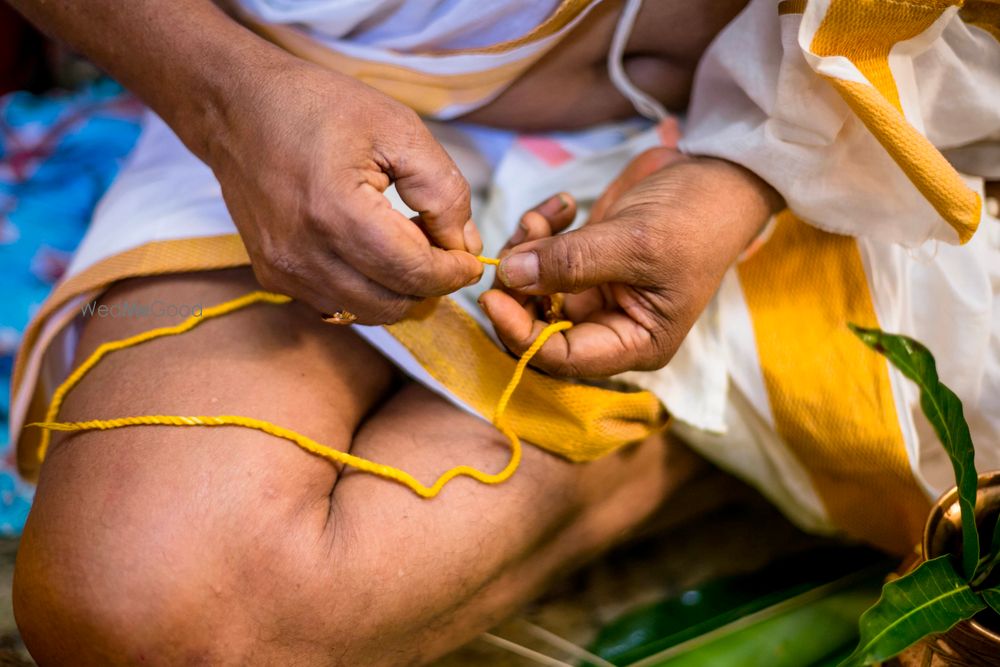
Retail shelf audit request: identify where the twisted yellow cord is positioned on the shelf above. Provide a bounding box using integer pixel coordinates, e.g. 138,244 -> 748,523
33,290 -> 293,462
28,256 -> 571,498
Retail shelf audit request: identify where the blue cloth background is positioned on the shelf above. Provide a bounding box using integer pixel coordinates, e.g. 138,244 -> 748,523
0,79 -> 142,535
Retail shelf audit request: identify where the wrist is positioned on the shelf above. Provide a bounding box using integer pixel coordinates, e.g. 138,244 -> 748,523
696,156 -> 784,217
694,157 -> 783,245
168,37 -> 300,169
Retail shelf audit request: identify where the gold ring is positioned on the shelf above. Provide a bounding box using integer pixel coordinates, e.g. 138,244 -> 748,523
321,310 -> 358,325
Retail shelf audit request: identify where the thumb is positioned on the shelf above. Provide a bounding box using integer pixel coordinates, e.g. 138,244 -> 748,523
498,223 -> 642,295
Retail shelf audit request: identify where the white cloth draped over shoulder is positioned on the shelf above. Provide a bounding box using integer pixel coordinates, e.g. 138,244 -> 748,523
680,0 -> 999,247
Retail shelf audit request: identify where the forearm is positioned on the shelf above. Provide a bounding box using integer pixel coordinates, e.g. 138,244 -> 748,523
7,0 -> 292,163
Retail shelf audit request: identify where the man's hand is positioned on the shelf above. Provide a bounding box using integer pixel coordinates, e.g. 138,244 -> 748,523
8,0 -> 483,325
479,148 -> 781,377
209,62 -> 483,324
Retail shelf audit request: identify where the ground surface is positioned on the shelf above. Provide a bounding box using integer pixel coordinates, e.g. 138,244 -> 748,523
436,469 -> 827,666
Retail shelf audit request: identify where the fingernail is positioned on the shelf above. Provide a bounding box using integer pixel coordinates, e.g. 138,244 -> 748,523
509,222 -> 527,246
537,193 -> 569,219
464,220 -> 483,255
499,252 -> 539,289
477,295 -> 490,314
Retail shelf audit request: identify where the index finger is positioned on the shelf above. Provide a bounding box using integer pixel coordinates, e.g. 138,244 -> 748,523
332,185 -> 483,297
478,289 -> 657,377
389,125 -> 475,253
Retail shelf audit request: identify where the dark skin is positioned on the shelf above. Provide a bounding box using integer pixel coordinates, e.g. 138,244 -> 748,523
463,0 -> 750,129
10,0 -> 484,325
9,0 -> 776,378
474,3 -> 782,379
482,148 -> 780,377
8,2 -> 788,664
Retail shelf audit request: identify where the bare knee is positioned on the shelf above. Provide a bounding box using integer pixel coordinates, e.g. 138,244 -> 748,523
13,508 -> 263,665
13,501 -> 422,667
11,450 -> 356,665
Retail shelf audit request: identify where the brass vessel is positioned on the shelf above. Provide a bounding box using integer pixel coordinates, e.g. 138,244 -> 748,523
896,471 -> 1000,666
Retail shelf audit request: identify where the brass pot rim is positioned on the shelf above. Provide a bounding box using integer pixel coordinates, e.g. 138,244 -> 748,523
922,470 -> 1000,642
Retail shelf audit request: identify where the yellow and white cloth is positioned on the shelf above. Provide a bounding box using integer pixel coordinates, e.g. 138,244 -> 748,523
232,0 -> 601,119
675,0 -> 1000,553
9,0 -> 1000,556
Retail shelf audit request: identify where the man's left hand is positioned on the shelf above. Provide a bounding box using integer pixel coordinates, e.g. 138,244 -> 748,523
479,148 -> 781,377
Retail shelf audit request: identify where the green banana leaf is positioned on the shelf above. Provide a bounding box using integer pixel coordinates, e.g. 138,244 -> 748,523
838,556 -> 986,667
586,547 -> 888,667
850,325 -> 981,580
633,582 -> 877,667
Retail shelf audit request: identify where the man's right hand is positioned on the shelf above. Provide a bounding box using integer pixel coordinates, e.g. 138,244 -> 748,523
8,1 -> 483,324
205,62 -> 484,324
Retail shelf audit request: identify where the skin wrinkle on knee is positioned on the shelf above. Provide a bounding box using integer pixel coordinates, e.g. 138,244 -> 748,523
17,424 -> 678,666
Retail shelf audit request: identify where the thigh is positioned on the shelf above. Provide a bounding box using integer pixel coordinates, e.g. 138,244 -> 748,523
41,267 -> 395,524
333,382 -> 690,663
16,267 -> 697,665
17,268 -> 398,661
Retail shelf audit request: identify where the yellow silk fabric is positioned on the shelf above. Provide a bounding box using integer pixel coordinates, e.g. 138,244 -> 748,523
810,0 -> 981,243
739,212 -> 931,555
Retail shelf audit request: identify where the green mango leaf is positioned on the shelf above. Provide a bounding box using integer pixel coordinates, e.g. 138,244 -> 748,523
972,547 -> 1000,588
983,587 -> 1000,616
850,325 -> 980,580
838,556 -> 986,666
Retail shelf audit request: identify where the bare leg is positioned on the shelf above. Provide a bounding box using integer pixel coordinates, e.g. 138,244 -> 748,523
13,268 -> 700,666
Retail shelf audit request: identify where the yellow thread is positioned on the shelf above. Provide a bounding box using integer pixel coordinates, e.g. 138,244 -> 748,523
476,255 -> 500,266
28,256 -> 572,498
33,290 -> 292,461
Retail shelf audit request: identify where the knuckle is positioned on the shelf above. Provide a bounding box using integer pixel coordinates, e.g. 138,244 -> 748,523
550,360 -> 582,377
552,238 -> 594,290
644,328 -> 681,371
628,220 -> 654,256
451,175 -> 472,206
388,107 -> 427,155
396,105 -> 423,132
529,341 -> 579,377
389,254 -> 431,294
263,247 -> 308,283
619,217 -> 658,266
636,347 -> 670,372
250,262 -> 282,293
428,171 -> 470,219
